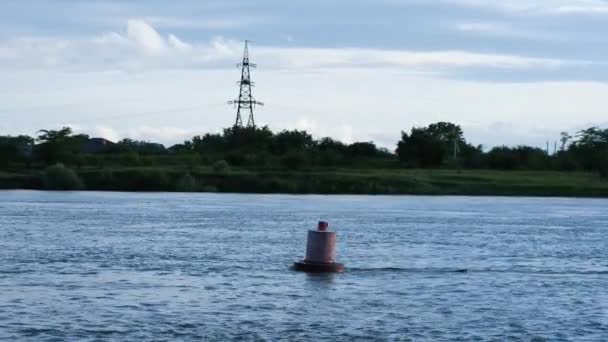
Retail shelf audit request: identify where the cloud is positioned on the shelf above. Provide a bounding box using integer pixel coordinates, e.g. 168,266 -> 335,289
259,46 -> 571,70
0,21 -> 239,72
93,125 -> 120,142
552,5 -> 608,14
455,22 -> 499,33
126,19 -> 166,54
167,34 -> 191,51
0,19 -> 583,76
142,16 -> 263,29
432,0 -> 608,15
452,21 -> 566,43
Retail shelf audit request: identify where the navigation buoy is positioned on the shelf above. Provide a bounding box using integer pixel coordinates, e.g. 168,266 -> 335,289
293,221 -> 345,273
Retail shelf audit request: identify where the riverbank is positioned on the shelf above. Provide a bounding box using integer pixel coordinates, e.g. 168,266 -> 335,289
1,167 -> 607,197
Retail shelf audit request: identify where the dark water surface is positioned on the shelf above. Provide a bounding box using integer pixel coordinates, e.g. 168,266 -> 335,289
1,191 -> 607,341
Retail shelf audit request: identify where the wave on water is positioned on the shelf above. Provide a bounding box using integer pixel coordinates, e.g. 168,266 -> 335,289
347,267 -> 469,273
346,267 -> 608,275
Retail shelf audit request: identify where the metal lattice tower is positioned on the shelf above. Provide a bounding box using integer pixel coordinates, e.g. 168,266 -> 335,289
228,40 -> 263,127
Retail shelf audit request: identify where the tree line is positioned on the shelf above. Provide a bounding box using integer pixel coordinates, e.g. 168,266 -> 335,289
0,122 -> 606,178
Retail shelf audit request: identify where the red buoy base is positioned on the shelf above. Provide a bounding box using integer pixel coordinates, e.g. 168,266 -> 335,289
293,260 -> 345,273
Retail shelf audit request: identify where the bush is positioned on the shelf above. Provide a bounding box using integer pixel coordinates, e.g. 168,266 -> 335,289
226,153 -> 245,166
268,177 -> 298,193
599,158 -> 608,179
175,173 -> 197,192
185,153 -> 201,170
212,160 -> 230,173
122,151 -> 141,166
42,163 -> 84,190
79,169 -> 114,190
281,151 -> 308,170
115,169 -> 170,191
202,185 -> 218,192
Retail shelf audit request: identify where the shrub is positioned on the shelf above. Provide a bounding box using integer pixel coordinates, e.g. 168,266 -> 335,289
175,173 -> 197,192
202,185 -> 218,192
79,169 -> 114,190
226,153 -> 245,166
122,151 -> 141,166
281,151 -> 308,170
268,178 -> 298,193
117,169 -> 170,191
185,153 -> 201,170
212,160 -> 230,173
42,163 -> 84,190
599,160 -> 608,179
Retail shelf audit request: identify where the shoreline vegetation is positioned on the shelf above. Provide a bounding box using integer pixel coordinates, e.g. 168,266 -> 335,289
1,167 -> 608,197
1,122 -> 607,197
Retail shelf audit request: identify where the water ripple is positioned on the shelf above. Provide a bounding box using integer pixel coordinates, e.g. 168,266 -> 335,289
1,191 -> 608,341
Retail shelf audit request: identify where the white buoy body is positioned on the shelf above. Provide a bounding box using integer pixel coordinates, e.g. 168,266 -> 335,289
305,230 -> 336,263
293,221 -> 344,272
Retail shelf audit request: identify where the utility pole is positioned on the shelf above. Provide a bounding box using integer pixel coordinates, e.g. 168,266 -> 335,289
228,40 -> 263,128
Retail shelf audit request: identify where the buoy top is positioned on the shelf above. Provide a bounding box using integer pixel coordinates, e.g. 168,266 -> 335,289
317,221 -> 328,231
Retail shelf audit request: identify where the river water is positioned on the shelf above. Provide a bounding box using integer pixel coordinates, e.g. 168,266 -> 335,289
1,191 -> 607,341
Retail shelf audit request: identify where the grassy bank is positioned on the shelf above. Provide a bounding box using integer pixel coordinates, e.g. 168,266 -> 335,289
1,166 -> 607,197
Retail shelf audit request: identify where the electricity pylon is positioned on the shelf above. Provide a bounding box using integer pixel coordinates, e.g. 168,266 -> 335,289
228,40 -> 263,127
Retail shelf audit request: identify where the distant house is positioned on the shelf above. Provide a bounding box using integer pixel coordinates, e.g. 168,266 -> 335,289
82,137 -> 115,154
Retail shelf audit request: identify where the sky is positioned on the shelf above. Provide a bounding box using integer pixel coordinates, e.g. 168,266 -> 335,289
1,0 -> 607,149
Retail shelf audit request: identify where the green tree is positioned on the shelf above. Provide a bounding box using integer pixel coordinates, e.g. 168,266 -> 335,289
212,159 -> 230,173
314,137 -> 348,166
486,146 -> 548,170
271,129 -> 314,155
223,125 -> 273,151
569,127 -> 608,176
0,135 -> 34,167
397,122 -> 467,168
281,151 -> 308,170
348,142 -> 380,158
42,163 -> 84,190
459,144 -> 484,169
113,138 -> 166,155
397,127 -> 444,167
35,127 -> 88,165
426,122 -> 465,146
